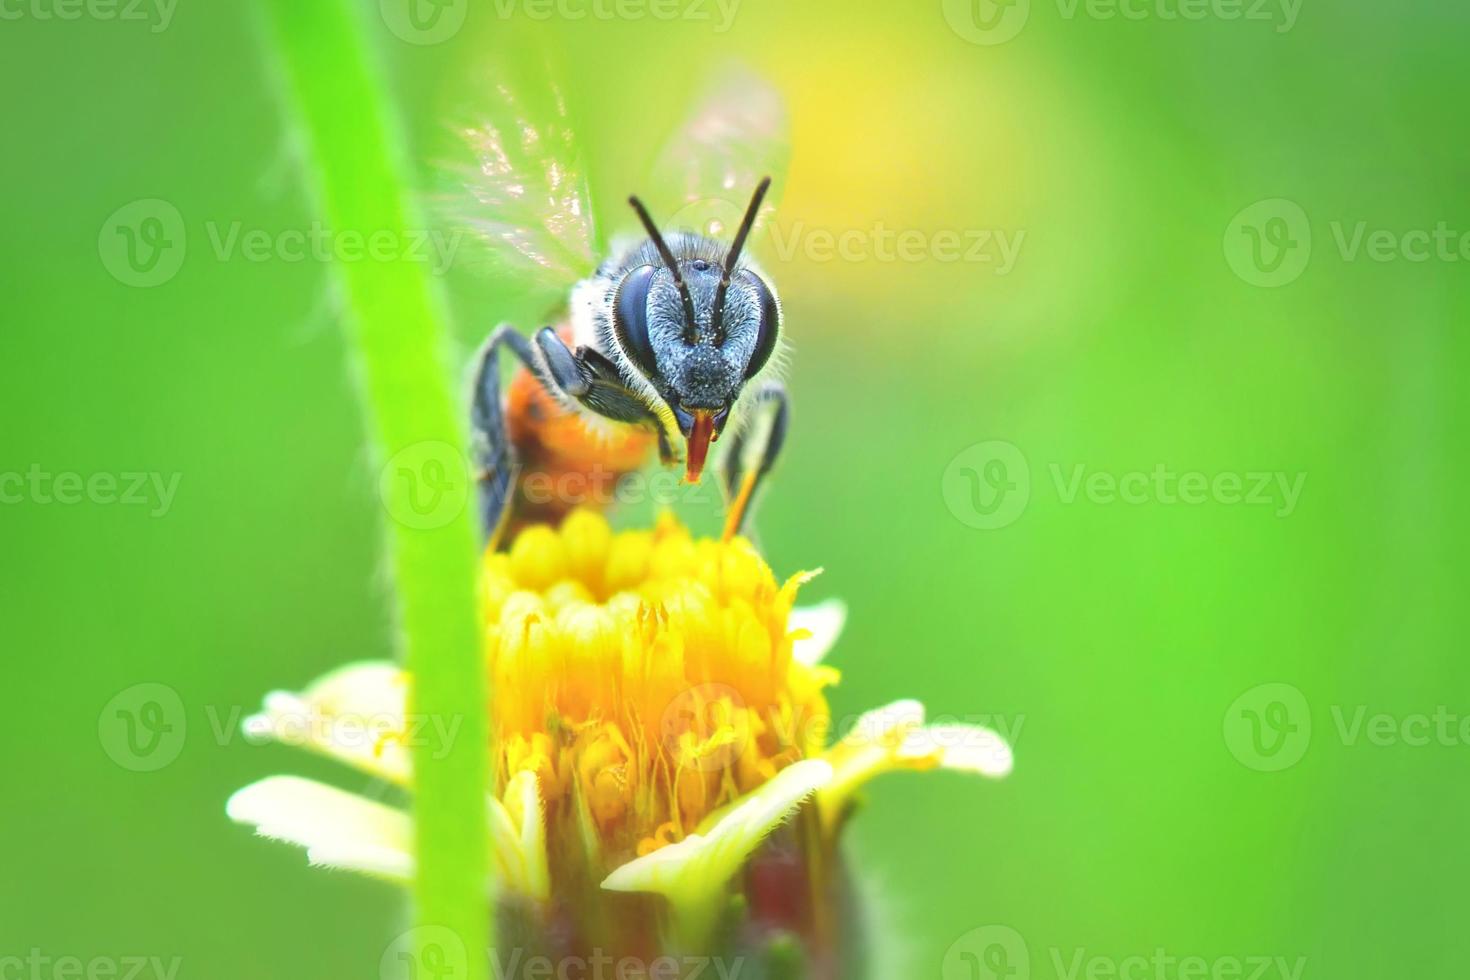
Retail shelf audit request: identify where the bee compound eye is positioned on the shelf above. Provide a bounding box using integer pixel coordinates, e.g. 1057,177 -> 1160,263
613,264 -> 660,378
741,270 -> 780,381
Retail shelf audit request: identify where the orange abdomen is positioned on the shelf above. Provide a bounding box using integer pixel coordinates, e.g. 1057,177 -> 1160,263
503,338 -> 657,535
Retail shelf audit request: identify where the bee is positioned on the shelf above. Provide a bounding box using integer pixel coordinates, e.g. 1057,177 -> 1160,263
452,69 -> 791,547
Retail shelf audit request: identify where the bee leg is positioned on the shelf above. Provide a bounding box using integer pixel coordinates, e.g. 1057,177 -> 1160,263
537,328 -> 668,425
656,428 -> 679,467
720,381 -> 790,541
470,323 -> 546,547
541,334 -> 678,457
479,327 -> 673,541
533,327 -> 592,398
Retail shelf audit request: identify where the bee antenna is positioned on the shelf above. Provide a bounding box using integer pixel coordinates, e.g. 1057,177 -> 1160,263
628,195 -> 699,343
711,176 -> 772,344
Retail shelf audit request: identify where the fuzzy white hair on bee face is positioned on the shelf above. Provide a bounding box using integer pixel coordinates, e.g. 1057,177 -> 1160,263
576,178 -> 782,481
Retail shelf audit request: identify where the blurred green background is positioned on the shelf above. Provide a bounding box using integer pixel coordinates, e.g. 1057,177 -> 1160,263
3,0 -> 1466,977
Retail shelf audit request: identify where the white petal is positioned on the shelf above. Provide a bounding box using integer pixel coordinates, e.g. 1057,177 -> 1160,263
841,699 -> 925,745
226,775 -> 413,881
242,661 -> 411,784
488,771 -> 549,901
300,660 -> 405,716
818,703 -> 1012,826
510,772 -> 550,900
788,599 -> 848,666
602,759 -> 832,940
488,796 -> 523,887
901,724 -> 1014,778
818,700 -> 926,811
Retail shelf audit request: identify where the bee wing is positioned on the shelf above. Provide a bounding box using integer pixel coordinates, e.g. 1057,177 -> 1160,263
643,68 -> 791,246
441,59 -> 601,298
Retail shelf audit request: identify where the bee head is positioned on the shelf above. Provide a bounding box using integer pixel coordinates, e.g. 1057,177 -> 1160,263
614,179 -> 779,482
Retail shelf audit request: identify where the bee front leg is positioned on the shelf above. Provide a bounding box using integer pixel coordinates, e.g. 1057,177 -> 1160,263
656,428 -> 679,467
470,324 -> 548,547
538,329 -> 676,452
477,325 -> 646,543
719,381 -> 790,540
532,327 -> 592,398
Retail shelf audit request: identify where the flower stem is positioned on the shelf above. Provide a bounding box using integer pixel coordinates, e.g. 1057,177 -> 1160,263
261,2 -> 489,974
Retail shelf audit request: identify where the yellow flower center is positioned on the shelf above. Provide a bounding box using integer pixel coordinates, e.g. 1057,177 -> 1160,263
480,509 -> 835,867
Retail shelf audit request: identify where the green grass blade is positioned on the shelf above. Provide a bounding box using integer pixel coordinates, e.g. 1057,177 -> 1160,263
260,2 -> 489,974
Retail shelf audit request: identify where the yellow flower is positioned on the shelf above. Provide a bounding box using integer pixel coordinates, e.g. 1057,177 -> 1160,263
227,510 -> 1011,956
485,510 -> 834,864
